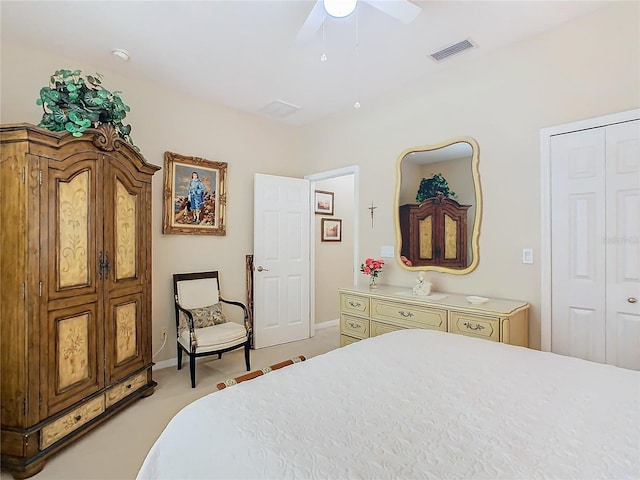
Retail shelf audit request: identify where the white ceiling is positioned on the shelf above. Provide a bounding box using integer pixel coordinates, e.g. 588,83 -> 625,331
1,0 -> 611,126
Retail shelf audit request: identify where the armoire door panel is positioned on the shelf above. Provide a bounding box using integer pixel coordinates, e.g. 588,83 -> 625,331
45,303 -> 104,416
103,159 -> 146,293
42,156 -> 102,305
105,292 -> 145,383
114,179 -> 138,281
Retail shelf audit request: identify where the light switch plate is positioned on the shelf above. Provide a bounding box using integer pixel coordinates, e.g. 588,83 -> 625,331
522,248 -> 533,264
380,246 -> 395,258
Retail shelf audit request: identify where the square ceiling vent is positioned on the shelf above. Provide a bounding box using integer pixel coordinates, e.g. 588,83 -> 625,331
259,99 -> 301,119
430,39 -> 476,62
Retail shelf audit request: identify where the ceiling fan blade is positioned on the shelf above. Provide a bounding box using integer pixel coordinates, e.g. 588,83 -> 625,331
363,0 -> 421,23
296,0 -> 327,44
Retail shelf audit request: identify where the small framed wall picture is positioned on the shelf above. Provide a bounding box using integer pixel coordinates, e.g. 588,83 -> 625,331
321,218 -> 342,242
314,190 -> 334,215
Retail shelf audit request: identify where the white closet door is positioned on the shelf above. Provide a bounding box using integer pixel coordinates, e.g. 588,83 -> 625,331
605,120 -> 640,370
551,128 -> 607,363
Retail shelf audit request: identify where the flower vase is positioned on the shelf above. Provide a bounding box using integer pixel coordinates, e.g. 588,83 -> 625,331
369,276 -> 377,289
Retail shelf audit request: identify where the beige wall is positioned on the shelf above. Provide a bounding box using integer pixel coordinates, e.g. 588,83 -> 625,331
314,176 -> 355,324
296,2 -> 640,349
1,43 -> 301,362
1,2 -> 638,358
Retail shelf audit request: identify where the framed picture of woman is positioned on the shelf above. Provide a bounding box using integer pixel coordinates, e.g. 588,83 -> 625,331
162,151 -> 227,235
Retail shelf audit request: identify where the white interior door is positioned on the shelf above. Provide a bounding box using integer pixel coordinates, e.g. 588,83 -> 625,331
550,119 -> 640,369
550,128 -> 607,363
605,120 -> 640,369
253,173 -> 310,348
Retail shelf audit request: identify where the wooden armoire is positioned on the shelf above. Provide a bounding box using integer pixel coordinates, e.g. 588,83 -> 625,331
399,194 -> 470,268
0,123 -> 160,478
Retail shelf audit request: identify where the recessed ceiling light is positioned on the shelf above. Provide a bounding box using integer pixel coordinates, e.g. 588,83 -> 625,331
111,49 -> 130,62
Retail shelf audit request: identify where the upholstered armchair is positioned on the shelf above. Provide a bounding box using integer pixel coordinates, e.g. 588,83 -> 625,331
173,271 -> 251,387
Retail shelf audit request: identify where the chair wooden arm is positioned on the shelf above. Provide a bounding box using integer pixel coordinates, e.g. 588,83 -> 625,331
219,297 -> 251,332
174,300 -> 196,332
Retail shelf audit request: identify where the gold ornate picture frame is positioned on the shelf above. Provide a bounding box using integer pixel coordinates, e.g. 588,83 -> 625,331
162,151 -> 227,235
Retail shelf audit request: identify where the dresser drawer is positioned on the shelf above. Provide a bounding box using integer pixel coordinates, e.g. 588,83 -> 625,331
450,311 -> 499,341
340,334 -> 360,347
340,293 -> 370,317
340,314 -> 370,339
370,320 -> 405,337
106,371 -> 148,408
371,299 -> 447,331
41,395 -> 104,449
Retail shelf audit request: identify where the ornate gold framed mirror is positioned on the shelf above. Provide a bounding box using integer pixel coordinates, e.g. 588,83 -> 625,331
394,137 -> 481,274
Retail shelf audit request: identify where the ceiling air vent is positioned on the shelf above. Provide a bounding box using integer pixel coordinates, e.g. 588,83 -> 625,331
430,39 -> 476,62
259,99 -> 301,119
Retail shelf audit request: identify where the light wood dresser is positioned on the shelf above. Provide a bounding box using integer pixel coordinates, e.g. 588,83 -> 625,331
339,285 -> 529,347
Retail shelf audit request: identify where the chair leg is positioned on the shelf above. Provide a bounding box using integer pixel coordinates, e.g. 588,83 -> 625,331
190,355 -> 196,388
244,342 -> 251,371
177,344 -> 183,370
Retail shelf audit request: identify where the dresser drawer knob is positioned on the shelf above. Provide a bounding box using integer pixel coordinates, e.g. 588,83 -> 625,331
348,322 -> 361,330
348,301 -> 362,308
398,310 -> 414,318
463,322 -> 485,331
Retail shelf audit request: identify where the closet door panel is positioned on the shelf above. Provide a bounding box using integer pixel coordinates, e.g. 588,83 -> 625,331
550,129 -> 606,362
605,120 -> 640,369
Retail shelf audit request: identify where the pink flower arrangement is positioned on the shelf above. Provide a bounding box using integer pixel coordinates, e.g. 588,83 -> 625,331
360,257 -> 385,279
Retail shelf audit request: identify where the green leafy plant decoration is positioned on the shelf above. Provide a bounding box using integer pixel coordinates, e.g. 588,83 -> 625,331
36,69 -> 136,147
416,173 -> 457,203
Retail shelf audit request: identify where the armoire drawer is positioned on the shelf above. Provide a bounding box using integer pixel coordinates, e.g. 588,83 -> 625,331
340,293 -> 370,317
106,371 -> 148,408
449,311 -> 499,341
370,299 -> 446,331
40,395 -> 105,449
340,314 -> 370,339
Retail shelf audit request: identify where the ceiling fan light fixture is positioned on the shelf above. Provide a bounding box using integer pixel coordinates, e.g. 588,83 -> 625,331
323,0 -> 357,18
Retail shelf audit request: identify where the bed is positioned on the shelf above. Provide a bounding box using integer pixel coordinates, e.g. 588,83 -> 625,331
137,329 -> 640,479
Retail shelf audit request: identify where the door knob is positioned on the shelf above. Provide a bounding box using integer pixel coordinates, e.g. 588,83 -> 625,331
256,266 -> 269,272
629,297 -> 638,304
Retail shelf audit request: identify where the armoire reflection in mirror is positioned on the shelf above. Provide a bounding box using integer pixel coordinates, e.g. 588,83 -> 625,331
395,138 -> 481,274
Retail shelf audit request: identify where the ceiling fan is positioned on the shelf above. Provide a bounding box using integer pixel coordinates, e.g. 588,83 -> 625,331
296,0 -> 421,43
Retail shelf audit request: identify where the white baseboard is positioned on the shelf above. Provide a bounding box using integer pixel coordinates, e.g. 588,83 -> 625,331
315,319 -> 339,330
154,357 -> 177,371
154,319 -> 338,370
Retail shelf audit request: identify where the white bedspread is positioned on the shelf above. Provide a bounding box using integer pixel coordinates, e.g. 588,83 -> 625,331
137,329 -> 640,479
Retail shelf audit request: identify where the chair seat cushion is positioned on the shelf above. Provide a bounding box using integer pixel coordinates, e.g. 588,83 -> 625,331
178,322 -> 247,353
